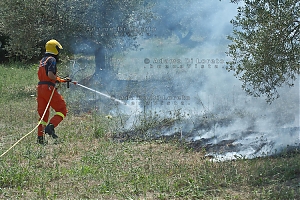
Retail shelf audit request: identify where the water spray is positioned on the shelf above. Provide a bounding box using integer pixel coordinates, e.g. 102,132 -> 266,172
71,81 -> 127,105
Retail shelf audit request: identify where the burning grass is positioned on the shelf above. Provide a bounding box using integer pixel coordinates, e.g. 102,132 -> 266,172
0,63 -> 299,199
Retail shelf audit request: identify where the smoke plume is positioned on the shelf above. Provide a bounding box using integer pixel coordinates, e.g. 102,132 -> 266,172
70,0 -> 300,160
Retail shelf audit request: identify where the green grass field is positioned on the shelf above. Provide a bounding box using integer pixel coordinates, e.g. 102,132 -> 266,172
0,63 -> 299,199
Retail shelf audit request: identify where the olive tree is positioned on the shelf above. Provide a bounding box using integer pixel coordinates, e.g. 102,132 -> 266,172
0,0 -> 154,69
0,1 -> 47,60
227,0 -> 300,102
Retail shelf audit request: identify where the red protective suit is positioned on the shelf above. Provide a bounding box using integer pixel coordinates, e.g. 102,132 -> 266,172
37,55 -> 67,137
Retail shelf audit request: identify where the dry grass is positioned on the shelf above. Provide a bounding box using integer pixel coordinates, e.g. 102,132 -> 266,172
0,64 -> 299,199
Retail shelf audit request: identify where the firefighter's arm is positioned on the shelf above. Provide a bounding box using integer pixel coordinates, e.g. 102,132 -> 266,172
58,77 -> 72,82
48,71 -> 71,83
47,71 -> 57,81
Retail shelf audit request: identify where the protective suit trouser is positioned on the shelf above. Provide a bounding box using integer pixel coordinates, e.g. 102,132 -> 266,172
37,85 -> 67,136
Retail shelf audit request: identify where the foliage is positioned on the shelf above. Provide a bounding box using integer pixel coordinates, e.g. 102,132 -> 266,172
0,0 -> 154,61
227,0 -> 300,102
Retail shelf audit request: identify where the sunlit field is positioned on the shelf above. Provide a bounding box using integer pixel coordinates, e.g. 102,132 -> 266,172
0,63 -> 299,199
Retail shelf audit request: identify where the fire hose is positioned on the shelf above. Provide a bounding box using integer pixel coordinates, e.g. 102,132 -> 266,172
0,80 -> 126,158
0,80 -> 73,158
0,86 -> 56,158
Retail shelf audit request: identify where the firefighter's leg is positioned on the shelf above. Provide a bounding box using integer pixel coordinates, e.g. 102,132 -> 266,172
49,90 -> 67,127
37,100 -> 50,144
45,90 -> 67,138
37,85 -> 50,143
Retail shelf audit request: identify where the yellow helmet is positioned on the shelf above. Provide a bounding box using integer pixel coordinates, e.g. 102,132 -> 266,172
45,39 -> 63,55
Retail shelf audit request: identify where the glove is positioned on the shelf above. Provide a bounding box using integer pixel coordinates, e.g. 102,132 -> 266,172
56,76 -> 62,82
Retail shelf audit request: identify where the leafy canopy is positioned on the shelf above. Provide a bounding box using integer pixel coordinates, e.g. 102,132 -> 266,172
0,0 -> 154,60
227,0 -> 300,102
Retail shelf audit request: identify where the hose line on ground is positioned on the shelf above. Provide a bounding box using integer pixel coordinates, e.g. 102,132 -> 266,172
0,87 -> 56,158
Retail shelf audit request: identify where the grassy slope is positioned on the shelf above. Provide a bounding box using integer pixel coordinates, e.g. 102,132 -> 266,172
0,63 -> 299,199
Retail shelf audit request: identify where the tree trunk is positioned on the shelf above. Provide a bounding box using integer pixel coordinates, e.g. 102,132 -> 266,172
94,44 -> 106,77
93,44 -> 118,89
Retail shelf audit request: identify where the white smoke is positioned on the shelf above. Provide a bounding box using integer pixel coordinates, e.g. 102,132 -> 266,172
71,0 -> 300,160
112,0 -> 300,160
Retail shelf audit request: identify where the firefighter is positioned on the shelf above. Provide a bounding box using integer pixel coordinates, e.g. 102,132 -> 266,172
37,39 -> 71,144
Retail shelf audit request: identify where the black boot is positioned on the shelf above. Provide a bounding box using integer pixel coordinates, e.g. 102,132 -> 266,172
37,136 -> 47,145
44,123 -> 58,139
